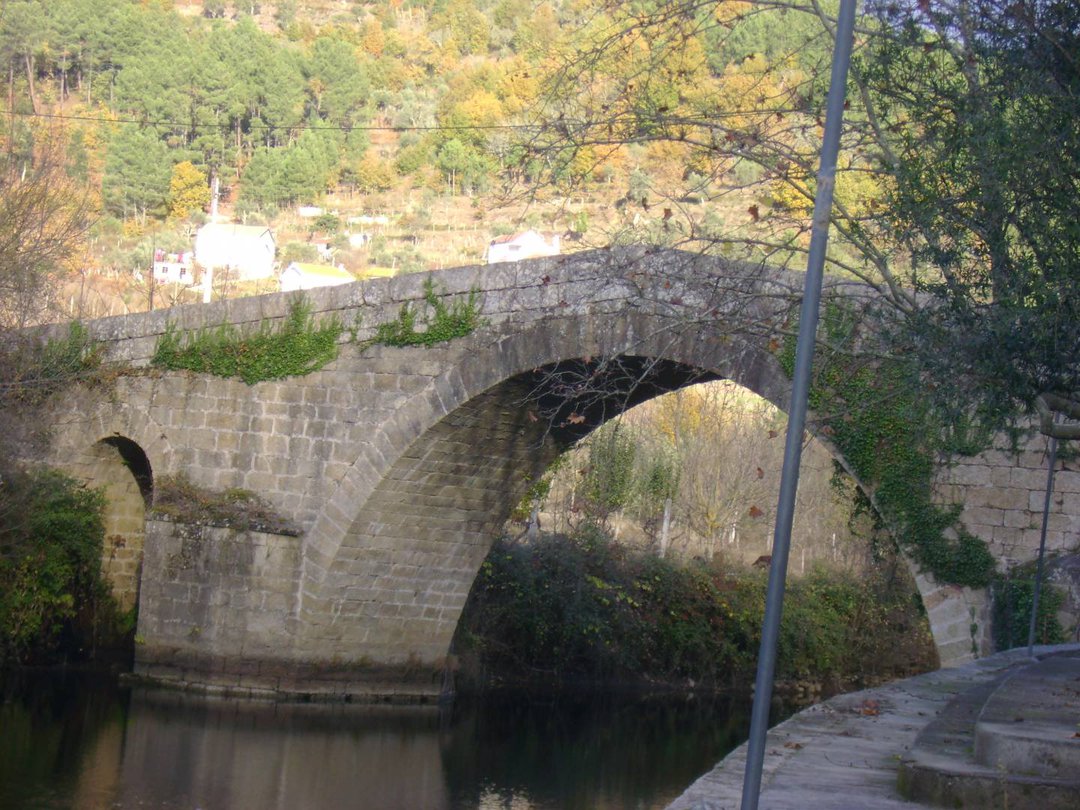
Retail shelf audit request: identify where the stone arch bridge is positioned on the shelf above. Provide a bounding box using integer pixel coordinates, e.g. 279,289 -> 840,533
32,248 -> 1078,700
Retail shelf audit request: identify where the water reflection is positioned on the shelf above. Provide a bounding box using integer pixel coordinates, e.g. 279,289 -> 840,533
1,673 -> 775,810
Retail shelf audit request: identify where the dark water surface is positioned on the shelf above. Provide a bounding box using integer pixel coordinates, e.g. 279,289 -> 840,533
0,671 -> 779,810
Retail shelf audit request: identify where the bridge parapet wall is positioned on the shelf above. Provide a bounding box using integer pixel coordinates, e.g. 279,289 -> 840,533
63,248 -> 795,369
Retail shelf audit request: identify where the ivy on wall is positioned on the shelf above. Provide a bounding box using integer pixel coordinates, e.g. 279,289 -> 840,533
369,278 -> 483,348
151,297 -> 343,384
779,302 -> 995,588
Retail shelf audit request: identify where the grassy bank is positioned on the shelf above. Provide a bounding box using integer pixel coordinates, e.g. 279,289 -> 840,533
454,526 -> 937,692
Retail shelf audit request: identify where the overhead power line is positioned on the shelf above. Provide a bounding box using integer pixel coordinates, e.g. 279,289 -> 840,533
2,108 -> 540,135
2,105 -> 804,138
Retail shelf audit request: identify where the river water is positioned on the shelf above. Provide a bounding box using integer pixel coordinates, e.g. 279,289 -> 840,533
1,670 -> 784,810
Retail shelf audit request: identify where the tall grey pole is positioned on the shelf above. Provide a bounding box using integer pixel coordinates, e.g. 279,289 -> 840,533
1027,435 -> 1058,657
739,2 -> 859,807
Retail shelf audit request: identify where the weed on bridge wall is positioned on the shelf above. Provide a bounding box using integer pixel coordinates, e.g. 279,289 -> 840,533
779,301 -> 996,589
368,278 -> 483,348
151,297 -> 343,384
0,467 -> 130,666
453,526 -> 937,692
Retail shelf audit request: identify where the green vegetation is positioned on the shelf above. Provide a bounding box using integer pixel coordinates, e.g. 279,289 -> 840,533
778,303 -> 995,588
991,568 -> 1066,652
0,467 -> 127,665
455,526 -> 936,689
0,322 -> 104,407
862,2 -> 1080,440
151,296 -> 343,384
370,278 -> 483,347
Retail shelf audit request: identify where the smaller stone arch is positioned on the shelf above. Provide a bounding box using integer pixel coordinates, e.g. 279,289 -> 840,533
76,436 -> 154,612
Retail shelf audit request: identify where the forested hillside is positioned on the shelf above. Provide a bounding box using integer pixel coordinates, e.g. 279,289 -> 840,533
0,0 -> 838,317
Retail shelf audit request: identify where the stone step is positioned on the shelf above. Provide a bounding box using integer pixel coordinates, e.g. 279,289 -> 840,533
975,655 -> 1080,778
897,652 -> 1080,809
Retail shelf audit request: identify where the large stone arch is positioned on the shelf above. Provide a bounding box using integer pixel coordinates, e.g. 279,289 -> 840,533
293,305 -> 960,678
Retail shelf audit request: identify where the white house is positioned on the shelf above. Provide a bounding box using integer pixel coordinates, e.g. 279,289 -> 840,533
279,262 -> 355,292
487,229 -> 561,264
152,249 -> 196,286
194,223 -> 276,281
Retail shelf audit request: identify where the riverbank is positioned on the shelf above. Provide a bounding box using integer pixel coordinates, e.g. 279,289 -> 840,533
666,643 -> 1080,809
453,530 -> 938,694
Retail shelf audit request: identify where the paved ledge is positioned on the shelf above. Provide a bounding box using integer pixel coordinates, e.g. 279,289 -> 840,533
667,644 -> 1080,809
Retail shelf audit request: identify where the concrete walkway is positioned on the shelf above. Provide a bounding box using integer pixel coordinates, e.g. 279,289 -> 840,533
667,644 -> 1080,809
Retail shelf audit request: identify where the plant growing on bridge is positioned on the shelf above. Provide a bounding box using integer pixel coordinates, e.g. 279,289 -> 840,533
151,474 -> 299,535
779,302 -> 996,588
0,321 -> 103,407
151,296 -> 343,384
370,277 -> 483,348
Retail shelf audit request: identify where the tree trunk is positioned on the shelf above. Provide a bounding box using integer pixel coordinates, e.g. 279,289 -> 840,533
24,53 -> 38,114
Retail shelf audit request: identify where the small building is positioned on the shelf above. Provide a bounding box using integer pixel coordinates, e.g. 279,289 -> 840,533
279,262 -> 356,292
487,229 -> 561,264
152,249 -> 196,286
308,232 -> 334,260
194,223 -> 276,281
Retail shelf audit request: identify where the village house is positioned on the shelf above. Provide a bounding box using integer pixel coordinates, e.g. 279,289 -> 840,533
279,262 -> 356,292
152,249 -> 196,286
194,223 -> 276,281
486,229 -> 561,264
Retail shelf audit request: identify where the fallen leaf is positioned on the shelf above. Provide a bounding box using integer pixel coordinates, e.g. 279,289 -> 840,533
749,505 -> 764,519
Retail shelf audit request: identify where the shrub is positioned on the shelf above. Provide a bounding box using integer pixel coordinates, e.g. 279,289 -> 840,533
455,527 -> 936,690
991,571 -> 1065,651
0,467 -> 121,664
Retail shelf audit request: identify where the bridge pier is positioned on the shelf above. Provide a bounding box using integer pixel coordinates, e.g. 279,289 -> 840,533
133,519 -> 448,702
